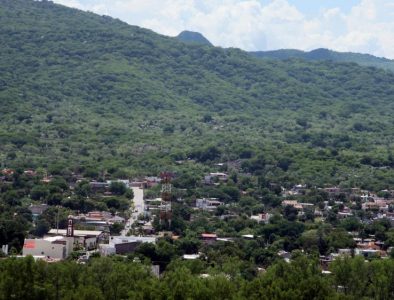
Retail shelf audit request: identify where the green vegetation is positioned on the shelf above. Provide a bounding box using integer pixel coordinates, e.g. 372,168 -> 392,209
251,48 -> 394,72
1,0 -> 394,189
1,255 -> 394,299
1,2 -> 394,296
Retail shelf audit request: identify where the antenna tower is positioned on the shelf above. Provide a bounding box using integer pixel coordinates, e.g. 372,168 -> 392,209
159,172 -> 173,228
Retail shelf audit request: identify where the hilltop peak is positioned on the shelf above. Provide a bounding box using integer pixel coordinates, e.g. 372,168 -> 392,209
176,30 -> 212,46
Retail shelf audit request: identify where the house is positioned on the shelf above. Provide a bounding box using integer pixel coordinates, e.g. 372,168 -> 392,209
200,233 -> 217,245
355,248 -> 381,258
336,249 -> 352,256
1,168 -> 14,176
145,176 -> 161,188
183,254 -> 200,260
108,215 -> 125,224
324,187 -> 342,195
282,200 -> 303,210
362,200 -> 389,212
23,236 -> 73,260
145,198 -> 163,213
282,200 -> 298,207
196,198 -> 224,211
24,169 -> 37,176
130,180 -> 147,188
337,206 -> 353,218
29,204 -> 49,218
204,172 -> 228,185
41,176 -> 53,183
290,184 -> 307,195
250,213 -> 271,224
89,181 -> 109,193
360,194 -> 372,202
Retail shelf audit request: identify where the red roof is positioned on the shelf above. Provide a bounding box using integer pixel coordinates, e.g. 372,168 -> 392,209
1,168 -> 14,175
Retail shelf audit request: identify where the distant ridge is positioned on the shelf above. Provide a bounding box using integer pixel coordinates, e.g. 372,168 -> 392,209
175,30 -> 394,72
250,48 -> 394,72
176,30 -> 212,46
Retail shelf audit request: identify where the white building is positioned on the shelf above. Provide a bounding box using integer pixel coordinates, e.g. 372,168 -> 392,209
204,173 -> 228,184
47,229 -> 104,250
196,198 -> 224,211
23,236 -> 73,260
250,213 -> 272,224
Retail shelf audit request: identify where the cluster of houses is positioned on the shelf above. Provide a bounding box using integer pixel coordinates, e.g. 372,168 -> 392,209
0,168 -> 37,180
281,185 -> 394,222
6,167 -> 394,266
319,238 -> 392,271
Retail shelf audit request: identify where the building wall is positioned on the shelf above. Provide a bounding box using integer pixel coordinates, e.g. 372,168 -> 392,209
115,241 -> 141,255
23,239 -> 67,259
85,237 -> 97,250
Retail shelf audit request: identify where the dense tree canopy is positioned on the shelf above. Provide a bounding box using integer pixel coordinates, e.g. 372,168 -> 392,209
0,0 -> 394,189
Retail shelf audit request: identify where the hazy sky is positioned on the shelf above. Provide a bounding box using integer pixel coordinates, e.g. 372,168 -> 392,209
53,0 -> 394,59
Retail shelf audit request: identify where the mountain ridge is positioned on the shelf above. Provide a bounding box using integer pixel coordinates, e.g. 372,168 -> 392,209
174,30 -> 394,72
1,0 -> 394,188
176,30 -> 394,71
250,48 -> 394,71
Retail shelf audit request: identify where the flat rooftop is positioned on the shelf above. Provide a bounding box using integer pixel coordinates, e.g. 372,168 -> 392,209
48,229 -> 103,237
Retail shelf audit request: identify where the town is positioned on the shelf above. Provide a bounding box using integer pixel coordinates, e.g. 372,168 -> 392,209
2,1 -> 394,298
1,166 -> 394,276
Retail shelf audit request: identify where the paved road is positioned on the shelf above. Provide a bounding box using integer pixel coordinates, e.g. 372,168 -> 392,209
121,186 -> 144,236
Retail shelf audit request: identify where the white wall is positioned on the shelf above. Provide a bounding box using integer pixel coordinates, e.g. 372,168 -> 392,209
23,239 -> 67,259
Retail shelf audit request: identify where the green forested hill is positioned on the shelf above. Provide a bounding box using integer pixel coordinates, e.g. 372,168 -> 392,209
1,0 -> 394,189
250,48 -> 394,72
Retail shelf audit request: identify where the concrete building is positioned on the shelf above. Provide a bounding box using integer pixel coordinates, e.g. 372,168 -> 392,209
23,236 -> 73,260
89,181 -> 109,193
196,198 -> 224,211
250,213 -> 271,224
47,229 -> 104,250
204,172 -> 228,185
99,236 -> 156,256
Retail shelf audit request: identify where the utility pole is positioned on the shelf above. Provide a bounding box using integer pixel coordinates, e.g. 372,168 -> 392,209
56,206 -> 60,234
